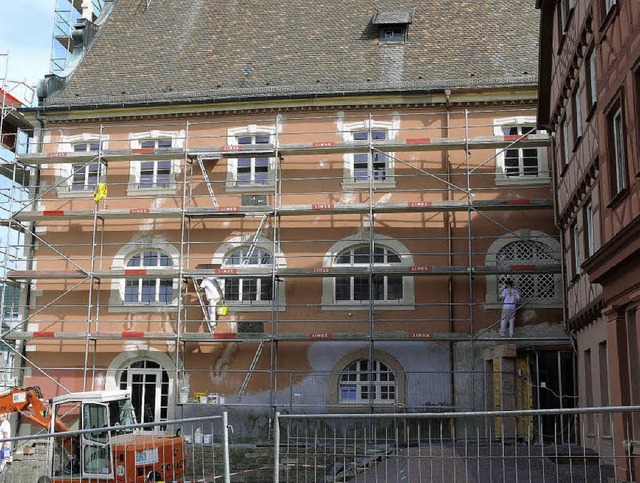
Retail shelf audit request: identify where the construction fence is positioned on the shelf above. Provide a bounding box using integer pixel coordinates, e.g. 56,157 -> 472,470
0,406 -> 638,482
273,406 -> 640,483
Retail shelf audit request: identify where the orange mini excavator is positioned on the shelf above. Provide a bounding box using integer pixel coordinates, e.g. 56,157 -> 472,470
0,386 -> 186,483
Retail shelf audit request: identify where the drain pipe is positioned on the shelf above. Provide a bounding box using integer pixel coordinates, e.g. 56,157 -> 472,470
444,89 -> 456,411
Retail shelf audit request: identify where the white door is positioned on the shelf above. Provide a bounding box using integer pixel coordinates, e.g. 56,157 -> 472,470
119,360 -> 169,429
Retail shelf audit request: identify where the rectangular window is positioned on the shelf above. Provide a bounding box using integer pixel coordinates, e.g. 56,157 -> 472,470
572,84 -> 583,142
236,135 -> 270,186
635,68 -> 640,163
571,221 -> 581,276
587,49 -> 597,110
583,201 -> 595,257
502,126 -> 539,177
353,131 -> 388,182
138,139 -> 172,188
561,118 -> 570,169
72,142 -> 102,191
610,106 -> 627,196
379,25 -> 407,44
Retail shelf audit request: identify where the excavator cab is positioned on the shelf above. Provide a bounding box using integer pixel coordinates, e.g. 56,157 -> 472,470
41,389 -> 185,482
49,390 -> 135,480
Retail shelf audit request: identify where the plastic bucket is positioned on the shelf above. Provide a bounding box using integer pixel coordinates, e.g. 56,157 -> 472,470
216,306 -> 228,316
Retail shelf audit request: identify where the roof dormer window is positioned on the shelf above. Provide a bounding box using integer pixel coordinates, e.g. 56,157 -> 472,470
373,10 -> 413,45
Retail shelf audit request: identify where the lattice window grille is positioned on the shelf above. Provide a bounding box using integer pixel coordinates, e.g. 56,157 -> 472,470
496,240 -> 558,301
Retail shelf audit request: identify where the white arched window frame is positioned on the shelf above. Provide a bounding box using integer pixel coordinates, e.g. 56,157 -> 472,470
339,359 -> 396,404
54,133 -> 109,197
485,230 -> 561,308
128,130 -> 184,195
493,117 -> 550,185
225,124 -> 278,191
105,348 -> 177,421
321,234 -> 415,310
212,236 -> 286,311
108,239 -> 180,313
329,348 -> 406,408
339,115 -> 399,189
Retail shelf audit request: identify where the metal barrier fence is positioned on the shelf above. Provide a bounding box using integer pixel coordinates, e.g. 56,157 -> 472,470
0,413 -> 231,483
274,406 -> 640,483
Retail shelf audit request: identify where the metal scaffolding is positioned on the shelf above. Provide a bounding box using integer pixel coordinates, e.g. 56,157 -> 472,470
1,106 -> 569,414
0,53 -> 35,390
50,0 -> 104,73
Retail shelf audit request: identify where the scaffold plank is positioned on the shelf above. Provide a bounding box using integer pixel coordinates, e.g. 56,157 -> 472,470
1,330 -> 570,343
6,263 -> 560,280
15,134 -> 551,164
11,198 -> 553,222
7,270 -> 87,280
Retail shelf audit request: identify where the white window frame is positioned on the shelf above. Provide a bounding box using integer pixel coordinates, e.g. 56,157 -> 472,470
123,250 -> 174,304
338,359 -> 396,405
54,133 -> 109,197
572,221 -> 581,275
612,107 -> 627,194
321,234 -> 414,310
223,247 -> 274,305
212,236 -> 286,311
105,349 -> 176,421
108,239 -> 180,313
584,201 -> 595,257
562,118 -> 571,168
339,115 -> 399,189
226,125 -> 277,191
128,130 -> 184,195
573,84 -> 583,140
494,117 -> 549,184
334,245 -> 403,303
119,359 -> 169,427
485,230 -> 561,308
560,0 -> 576,32
588,49 -> 597,108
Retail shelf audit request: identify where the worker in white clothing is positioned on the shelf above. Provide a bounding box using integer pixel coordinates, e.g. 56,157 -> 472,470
499,279 -> 521,337
0,413 -> 11,473
200,277 -> 225,330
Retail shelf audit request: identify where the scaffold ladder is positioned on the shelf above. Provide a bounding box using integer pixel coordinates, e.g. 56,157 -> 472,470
196,156 -> 219,207
238,341 -> 265,398
193,277 -> 216,332
193,213 -> 269,330
244,214 -> 269,263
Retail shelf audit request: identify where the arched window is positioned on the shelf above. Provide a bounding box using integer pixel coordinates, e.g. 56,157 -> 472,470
334,245 -> 402,302
223,247 -> 273,303
485,230 -> 561,307
496,240 -> 557,301
118,360 -> 169,427
322,234 -> 415,310
339,359 -> 396,404
124,250 -> 174,303
109,240 -> 180,312
212,236 -> 285,312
